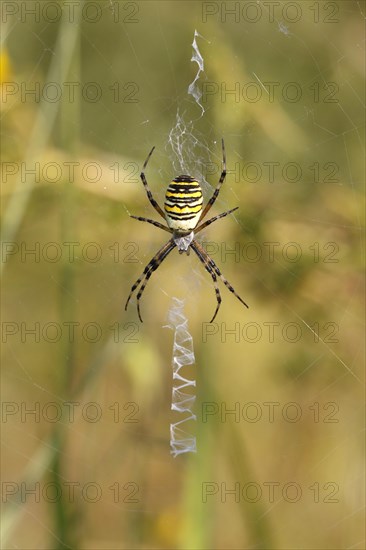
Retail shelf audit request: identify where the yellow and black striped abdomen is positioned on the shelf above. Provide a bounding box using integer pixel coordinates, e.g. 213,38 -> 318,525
164,175 -> 203,232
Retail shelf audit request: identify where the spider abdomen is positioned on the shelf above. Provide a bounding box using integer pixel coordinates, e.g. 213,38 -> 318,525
164,175 -> 203,231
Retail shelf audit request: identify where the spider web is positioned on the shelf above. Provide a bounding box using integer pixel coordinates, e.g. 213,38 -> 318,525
1,1 -> 365,548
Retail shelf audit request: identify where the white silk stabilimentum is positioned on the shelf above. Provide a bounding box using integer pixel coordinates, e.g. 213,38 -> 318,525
164,31 -> 208,456
187,29 -> 206,115
165,298 -> 197,457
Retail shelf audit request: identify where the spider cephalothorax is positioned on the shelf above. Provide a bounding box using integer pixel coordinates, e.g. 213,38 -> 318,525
125,139 -> 249,322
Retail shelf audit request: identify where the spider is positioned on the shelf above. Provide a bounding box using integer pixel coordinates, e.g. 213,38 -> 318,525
125,139 -> 249,322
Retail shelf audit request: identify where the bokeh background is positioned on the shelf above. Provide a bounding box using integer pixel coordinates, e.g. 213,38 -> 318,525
1,1 -> 365,548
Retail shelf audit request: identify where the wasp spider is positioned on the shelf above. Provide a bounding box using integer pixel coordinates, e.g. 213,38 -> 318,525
125,139 -> 249,322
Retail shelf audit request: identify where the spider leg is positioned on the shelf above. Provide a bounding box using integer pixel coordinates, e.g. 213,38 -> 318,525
125,239 -> 176,322
198,138 -> 227,223
130,215 -> 172,233
140,147 -> 166,220
190,240 -> 222,323
195,207 -> 238,234
191,239 -> 249,311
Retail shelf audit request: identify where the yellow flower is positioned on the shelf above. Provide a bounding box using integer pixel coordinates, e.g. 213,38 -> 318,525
0,48 -> 12,83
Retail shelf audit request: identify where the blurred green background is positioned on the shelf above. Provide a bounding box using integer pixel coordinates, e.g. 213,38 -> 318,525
1,1 -> 364,548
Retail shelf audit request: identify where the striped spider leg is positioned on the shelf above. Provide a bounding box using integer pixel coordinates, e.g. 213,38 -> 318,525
125,238 -> 175,322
